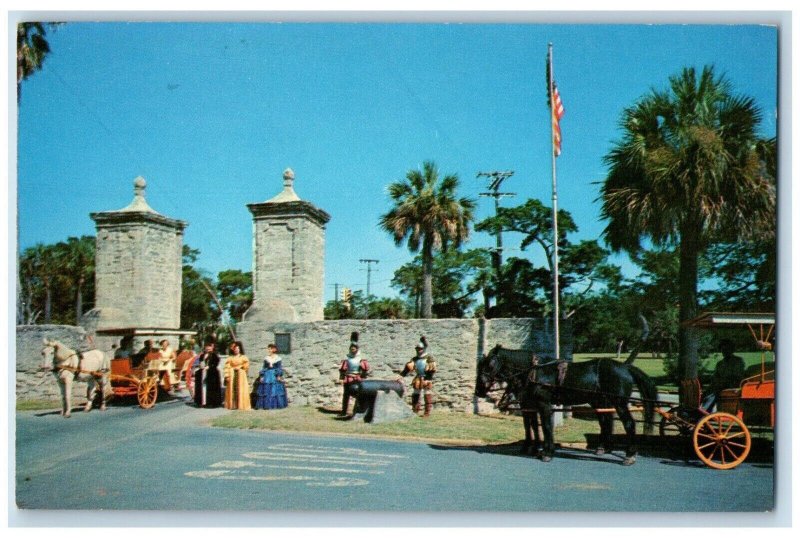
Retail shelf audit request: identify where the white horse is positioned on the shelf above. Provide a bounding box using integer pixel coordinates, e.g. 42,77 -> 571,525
41,338 -> 110,418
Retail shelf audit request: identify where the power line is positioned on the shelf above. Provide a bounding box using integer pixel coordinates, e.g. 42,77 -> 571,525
477,170 -> 516,311
359,259 -> 379,319
476,170 -> 515,263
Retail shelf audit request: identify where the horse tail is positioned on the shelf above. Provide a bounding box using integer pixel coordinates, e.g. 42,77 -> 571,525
627,365 -> 656,435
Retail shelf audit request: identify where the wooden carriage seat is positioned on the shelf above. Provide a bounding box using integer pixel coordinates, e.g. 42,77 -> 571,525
111,358 -> 133,377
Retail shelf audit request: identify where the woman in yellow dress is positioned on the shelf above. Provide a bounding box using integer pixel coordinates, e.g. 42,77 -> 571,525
224,341 -> 251,410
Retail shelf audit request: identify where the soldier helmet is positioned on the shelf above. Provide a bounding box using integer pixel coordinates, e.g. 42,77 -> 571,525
415,336 -> 428,350
350,332 -> 359,349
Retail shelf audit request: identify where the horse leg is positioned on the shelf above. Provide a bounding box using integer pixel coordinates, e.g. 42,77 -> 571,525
616,404 -> 637,466
521,413 -> 532,455
532,412 -> 542,454
539,405 -> 555,462
60,375 -> 72,418
595,411 -> 613,455
99,375 -> 108,411
84,377 -> 96,412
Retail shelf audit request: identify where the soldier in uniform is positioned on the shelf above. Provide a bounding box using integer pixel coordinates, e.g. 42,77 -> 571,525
399,336 -> 437,417
338,332 -> 370,417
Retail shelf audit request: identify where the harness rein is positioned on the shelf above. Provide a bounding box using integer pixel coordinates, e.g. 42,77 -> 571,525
49,350 -> 106,379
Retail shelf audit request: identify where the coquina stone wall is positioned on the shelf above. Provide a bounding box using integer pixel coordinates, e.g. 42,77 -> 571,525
237,317 -> 572,412
16,325 -> 91,403
17,318 -> 572,412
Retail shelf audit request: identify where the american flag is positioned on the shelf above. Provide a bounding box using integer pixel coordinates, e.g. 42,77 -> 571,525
551,83 -> 565,156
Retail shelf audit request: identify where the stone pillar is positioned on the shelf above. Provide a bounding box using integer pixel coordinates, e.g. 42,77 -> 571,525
81,176 -> 187,333
243,168 -> 330,323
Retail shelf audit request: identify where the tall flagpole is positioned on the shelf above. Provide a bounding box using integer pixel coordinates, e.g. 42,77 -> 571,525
548,42 -> 561,362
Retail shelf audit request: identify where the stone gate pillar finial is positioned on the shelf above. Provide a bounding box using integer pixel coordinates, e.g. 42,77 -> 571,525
283,168 -> 295,188
134,176 -> 147,199
266,168 -> 301,203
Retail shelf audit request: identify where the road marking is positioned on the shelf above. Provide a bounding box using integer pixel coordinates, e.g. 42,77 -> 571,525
186,443 -> 405,487
242,452 -> 393,467
211,460 -> 384,475
556,482 -> 611,490
184,469 -> 369,487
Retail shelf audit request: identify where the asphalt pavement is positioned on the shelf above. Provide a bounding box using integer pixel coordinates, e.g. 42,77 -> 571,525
12,398 -> 776,526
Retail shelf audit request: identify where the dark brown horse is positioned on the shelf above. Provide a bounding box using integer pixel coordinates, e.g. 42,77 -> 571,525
475,345 -> 656,465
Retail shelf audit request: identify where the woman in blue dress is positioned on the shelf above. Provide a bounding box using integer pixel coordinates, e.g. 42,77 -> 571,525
254,343 -> 288,410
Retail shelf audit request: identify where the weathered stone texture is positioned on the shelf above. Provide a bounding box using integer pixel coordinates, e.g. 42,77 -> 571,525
16,325 -> 92,402
244,170 -> 331,324
237,318 -> 571,413
90,223 -> 183,329
81,177 -> 186,335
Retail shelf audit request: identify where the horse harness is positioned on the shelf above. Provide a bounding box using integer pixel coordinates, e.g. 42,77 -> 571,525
51,351 -> 106,379
524,358 -> 604,404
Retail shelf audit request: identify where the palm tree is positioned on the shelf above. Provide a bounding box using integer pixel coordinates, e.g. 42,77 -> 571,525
600,66 -> 776,383
60,236 -> 96,323
17,22 -> 54,102
380,161 -> 476,318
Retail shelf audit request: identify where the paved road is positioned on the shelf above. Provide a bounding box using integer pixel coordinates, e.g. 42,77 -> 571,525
14,400 -> 774,519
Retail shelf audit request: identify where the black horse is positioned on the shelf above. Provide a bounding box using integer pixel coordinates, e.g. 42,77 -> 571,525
475,345 -> 656,465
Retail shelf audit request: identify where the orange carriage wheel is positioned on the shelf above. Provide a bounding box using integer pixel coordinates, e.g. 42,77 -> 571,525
137,376 -> 159,409
693,412 -> 751,470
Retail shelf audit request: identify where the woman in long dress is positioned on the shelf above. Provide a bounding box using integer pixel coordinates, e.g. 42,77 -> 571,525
224,341 -> 251,410
254,344 -> 288,410
193,338 -> 223,408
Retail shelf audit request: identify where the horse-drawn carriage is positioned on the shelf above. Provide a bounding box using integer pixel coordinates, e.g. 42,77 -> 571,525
475,312 -> 775,470
109,348 -> 195,408
656,312 -> 775,469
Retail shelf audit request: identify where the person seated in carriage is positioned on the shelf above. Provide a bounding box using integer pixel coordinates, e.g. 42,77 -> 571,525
114,335 -> 133,360
702,339 -> 746,412
132,340 -> 155,368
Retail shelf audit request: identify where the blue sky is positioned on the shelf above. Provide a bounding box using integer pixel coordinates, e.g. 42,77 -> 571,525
15,21 -> 778,304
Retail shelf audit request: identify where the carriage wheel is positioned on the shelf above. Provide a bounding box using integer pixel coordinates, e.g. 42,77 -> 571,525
137,376 -> 159,409
693,412 -> 751,470
659,406 -> 703,438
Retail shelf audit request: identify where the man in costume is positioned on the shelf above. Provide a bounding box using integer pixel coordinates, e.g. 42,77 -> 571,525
338,332 -> 370,417
399,336 -> 437,417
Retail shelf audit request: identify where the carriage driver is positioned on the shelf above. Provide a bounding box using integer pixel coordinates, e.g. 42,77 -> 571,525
338,332 -> 370,417
399,336 -> 437,417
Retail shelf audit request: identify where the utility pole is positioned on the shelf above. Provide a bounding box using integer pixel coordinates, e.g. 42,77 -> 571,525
477,170 -> 515,313
359,259 -> 379,319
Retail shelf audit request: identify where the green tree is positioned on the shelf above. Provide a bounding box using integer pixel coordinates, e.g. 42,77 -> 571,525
21,243 -> 58,323
380,161 -> 476,318
17,22 -> 57,102
600,66 -> 776,383
391,248 -> 491,318
59,236 -> 95,323
478,198 -> 620,318
180,245 -> 216,333
216,269 -> 253,322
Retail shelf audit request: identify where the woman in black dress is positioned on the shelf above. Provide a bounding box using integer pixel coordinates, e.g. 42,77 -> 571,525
193,337 -> 223,408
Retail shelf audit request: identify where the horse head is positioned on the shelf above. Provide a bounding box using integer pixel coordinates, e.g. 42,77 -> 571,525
41,339 -> 76,367
41,338 -> 57,369
475,345 -> 503,397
